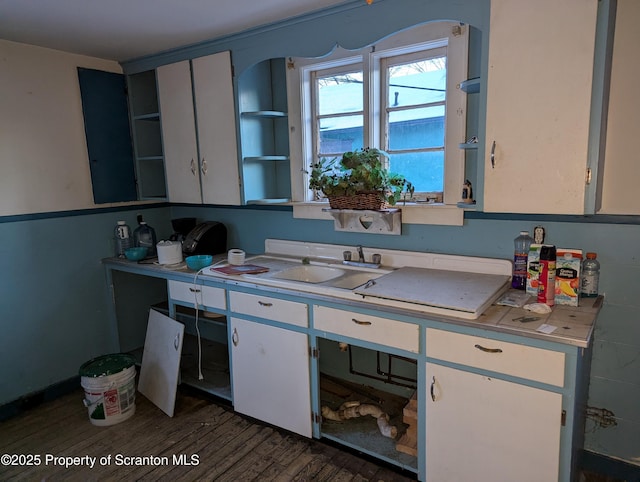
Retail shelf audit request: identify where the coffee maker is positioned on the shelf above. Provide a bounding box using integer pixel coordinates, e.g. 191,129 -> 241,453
169,217 -> 197,243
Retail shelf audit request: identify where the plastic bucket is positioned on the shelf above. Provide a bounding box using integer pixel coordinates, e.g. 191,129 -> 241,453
79,354 -> 137,426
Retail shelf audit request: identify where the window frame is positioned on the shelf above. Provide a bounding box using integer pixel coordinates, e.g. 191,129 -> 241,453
287,21 -> 469,221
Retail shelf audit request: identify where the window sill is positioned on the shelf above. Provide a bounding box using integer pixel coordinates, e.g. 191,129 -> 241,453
292,201 -> 464,226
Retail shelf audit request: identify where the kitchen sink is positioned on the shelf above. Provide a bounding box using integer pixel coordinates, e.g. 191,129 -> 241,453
328,272 -> 382,289
272,265 -> 346,283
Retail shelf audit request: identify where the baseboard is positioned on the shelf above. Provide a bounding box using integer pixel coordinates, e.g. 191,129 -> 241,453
0,376 -> 80,422
581,449 -> 640,481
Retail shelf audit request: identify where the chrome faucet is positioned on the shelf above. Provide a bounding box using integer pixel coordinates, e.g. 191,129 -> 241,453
357,245 -> 365,263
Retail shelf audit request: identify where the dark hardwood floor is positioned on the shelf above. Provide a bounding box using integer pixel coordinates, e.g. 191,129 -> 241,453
0,388 -> 416,481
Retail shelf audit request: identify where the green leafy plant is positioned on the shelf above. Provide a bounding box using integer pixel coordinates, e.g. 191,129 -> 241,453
308,148 -> 414,206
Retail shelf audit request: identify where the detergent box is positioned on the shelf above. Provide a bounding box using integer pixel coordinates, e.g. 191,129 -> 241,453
526,244 -> 542,296
555,248 -> 583,306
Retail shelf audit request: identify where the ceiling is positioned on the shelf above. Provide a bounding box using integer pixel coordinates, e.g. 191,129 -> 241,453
0,0 -> 351,62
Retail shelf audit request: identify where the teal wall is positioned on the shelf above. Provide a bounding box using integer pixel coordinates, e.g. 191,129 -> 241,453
0,207 -> 172,406
2,205 -> 637,463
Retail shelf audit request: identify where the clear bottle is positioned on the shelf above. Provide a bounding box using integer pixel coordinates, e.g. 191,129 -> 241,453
581,252 -> 600,298
133,221 -> 157,256
512,231 -> 533,290
114,220 -> 132,258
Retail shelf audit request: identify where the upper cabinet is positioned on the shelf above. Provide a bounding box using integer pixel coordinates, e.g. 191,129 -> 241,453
127,70 -> 167,200
157,51 -> 241,205
237,59 -> 292,204
482,0 -> 598,214
598,0 -> 640,215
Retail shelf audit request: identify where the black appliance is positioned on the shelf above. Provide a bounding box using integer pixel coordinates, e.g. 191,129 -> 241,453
169,217 -> 197,243
182,221 -> 227,256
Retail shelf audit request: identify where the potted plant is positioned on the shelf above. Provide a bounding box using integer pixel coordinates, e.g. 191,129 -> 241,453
308,148 -> 414,210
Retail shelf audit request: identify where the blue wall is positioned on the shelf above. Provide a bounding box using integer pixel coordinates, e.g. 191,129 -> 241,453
0,207 -> 172,407
1,203 -> 638,463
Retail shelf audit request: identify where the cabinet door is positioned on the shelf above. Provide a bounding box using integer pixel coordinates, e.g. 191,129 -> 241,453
157,61 -> 202,203
77,68 -> 138,204
425,363 -> 562,482
192,51 -> 242,205
230,317 -> 312,437
483,0 -> 598,214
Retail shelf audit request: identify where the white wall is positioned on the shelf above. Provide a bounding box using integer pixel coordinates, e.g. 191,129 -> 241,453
0,40 -> 122,216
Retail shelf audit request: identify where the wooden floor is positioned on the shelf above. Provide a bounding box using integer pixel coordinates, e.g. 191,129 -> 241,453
0,388 -> 417,481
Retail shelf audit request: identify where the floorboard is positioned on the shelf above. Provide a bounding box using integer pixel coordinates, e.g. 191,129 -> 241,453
0,388 -> 416,481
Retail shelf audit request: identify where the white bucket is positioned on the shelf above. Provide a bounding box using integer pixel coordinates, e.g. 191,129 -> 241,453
79,354 -> 137,427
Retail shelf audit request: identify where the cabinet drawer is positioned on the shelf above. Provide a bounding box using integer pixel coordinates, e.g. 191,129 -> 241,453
426,328 -> 565,387
229,291 -> 308,328
313,305 -> 419,353
168,280 -> 226,310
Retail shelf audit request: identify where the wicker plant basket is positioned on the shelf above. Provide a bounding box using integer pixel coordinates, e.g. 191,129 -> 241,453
328,192 -> 388,210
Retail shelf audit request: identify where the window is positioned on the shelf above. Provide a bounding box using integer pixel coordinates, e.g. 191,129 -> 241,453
288,21 -> 469,207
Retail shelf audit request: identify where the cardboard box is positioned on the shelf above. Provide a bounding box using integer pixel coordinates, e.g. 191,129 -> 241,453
526,244 -> 542,296
555,248 -> 582,306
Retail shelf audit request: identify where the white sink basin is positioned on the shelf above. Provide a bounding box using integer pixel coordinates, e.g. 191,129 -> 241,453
272,265 -> 345,283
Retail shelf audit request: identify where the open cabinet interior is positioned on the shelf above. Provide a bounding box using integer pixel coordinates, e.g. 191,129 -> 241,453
112,271 -> 231,403
317,338 -> 419,472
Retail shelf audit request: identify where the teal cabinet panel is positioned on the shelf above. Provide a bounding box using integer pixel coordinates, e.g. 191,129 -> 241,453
77,68 -> 137,204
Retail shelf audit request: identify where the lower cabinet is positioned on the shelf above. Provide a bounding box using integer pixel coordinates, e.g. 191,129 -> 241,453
229,317 -> 312,437
425,363 -> 562,482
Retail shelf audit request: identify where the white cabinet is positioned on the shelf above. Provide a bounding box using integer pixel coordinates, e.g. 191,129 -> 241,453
482,0 -> 598,214
425,363 -> 562,482
156,61 -> 200,203
425,328 -> 564,481
168,280 -> 226,310
229,317 -> 312,437
229,291 -> 307,327
157,51 -> 241,205
313,305 -> 419,353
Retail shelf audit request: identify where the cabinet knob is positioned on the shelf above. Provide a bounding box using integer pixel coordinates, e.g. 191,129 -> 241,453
232,327 -> 239,347
201,158 -> 208,175
190,158 -> 196,176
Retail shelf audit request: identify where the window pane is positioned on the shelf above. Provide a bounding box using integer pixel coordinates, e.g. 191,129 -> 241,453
389,151 -> 444,193
319,115 -> 363,154
387,57 -> 446,107
388,106 -> 445,150
317,72 -> 363,115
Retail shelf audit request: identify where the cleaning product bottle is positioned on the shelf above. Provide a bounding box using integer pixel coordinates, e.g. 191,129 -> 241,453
581,252 -> 600,298
133,218 -> 157,256
512,231 -> 533,290
537,245 -> 557,306
114,220 -> 132,258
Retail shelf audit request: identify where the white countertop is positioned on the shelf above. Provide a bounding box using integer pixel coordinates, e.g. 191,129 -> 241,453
104,239 -> 600,348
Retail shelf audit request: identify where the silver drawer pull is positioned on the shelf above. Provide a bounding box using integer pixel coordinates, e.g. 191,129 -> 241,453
189,287 -> 201,293
474,343 -> 503,354
258,301 -> 273,307
352,318 -> 372,326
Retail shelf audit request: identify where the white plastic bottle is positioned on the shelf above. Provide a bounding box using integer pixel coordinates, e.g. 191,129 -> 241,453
114,221 -> 132,258
581,252 -> 600,298
512,231 -> 533,290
